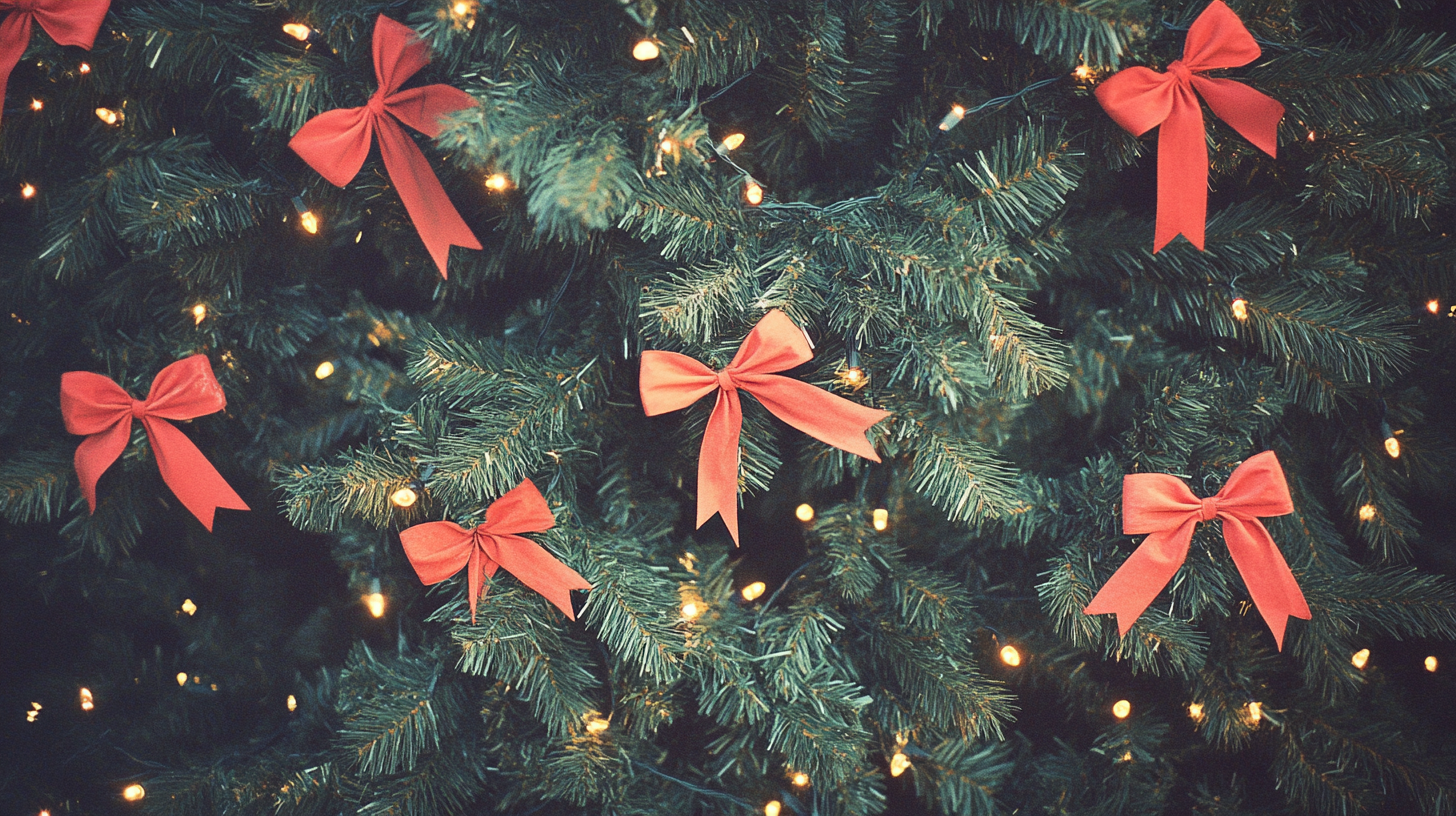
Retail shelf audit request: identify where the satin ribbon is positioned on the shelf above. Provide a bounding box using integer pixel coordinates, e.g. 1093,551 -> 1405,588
1083,451 -> 1310,649
640,310 -> 891,544
1094,0 -> 1284,252
0,0 -> 109,127
60,354 -> 250,531
399,478 -> 591,623
289,14 -> 481,279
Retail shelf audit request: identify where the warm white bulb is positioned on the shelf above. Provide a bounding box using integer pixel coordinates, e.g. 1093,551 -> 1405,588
485,173 -> 510,191
190,304 -> 207,325
744,180 -> 763,206
1358,503 -> 1377,522
452,1 -> 471,15
1247,701 -> 1262,723
791,771 -> 810,787
1188,702 -> 1204,720
95,107 -> 120,125
314,361 -> 335,380
889,751 -> 911,777
176,672 -> 188,686
391,487 -> 419,508
1384,436 -> 1401,459
680,601 -> 700,620
1231,297 -> 1249,322
1112,699 -> 1131,719
1426,656 -> 1439,673
79,688 -> 94,712
20,183 -> 35,199
299,210 -> 319,234
764,802 -> 782,816
122,783 -> 145,802
795,503 -> 814,522
999,644 -> 1021,667
585,715 -> 610,735
282,23 -> 311,41
720,133 -> 745,151
741,581 -> 766,602
365,592 -> 386,618
632,39 -> 660,61
29,98 -> 42,111
181,598 -> 197,615
1351,648 -> 1370,670
287,694 -> 298,712
1427,299 -> 1441,315
78,62 -> 91,74
872,508 -> 889,531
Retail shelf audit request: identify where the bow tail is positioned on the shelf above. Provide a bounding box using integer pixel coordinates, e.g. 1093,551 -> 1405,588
142,418 -> 249,531
490,534 -> 591,620
1222,516 -> 1310,650
743,375 -> 889,461
73,418 -> 132,513
698,388 -> 743,544
465,548 -> 500,624
0,11 -> 35,128
1154,88 -> 1209,252
375,121 -> 481,279
1084,520 -> 1197,636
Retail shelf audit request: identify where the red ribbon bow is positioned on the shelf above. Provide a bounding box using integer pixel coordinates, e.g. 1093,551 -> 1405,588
60,355 -> 250,531
640,310 -> 891,545
1094,0 -> 1284,252
0,0 -> 109,127
399,478 -> 591,623
289,14 -> 481,278
1083,451 -> 1311,649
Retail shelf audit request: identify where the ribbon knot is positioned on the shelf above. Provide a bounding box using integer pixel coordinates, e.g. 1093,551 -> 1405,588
1083,451 -> 1311,649
289,15 -> 481,278
1093,0 -> 1284,252
0,0 -> 109,127
399,479 -> 592,623
60,355 -> 250,531
640,310 -> 891,544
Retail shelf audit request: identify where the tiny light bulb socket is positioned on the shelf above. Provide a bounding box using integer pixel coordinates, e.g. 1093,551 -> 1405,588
632,39 -> 660,61
937,105 -> 966,131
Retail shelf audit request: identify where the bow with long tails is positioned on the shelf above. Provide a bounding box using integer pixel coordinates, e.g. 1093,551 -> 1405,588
1094,0 -> 1284,252
640,310 -> 891,545
1083,451 -> 1311,649
289,14 -> 481,278
60,355 -> 250,531
399,479 -> 591,623
0,0 -> 109,126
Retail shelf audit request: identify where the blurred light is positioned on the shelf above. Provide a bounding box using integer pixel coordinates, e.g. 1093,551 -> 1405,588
299,210 -> 319,234
485,173 -> 511,191
30,98 -> 42,110
287,694 -> 298,712
585,714 -> 610,735
78,63 -> 91,74
840,366 -> 867,387
791,772 -> 810,788
391,487 -> 419,508
1427,299 -> 1441,315
282,23 -> 311,41
1426,656 -> 1439,673
1073,65 -> 1094,80
937,104 -> 966,131
872,508 -> 889,531
190,304 -> 207,325
764,802 -> 782,816
632,39 -> 660,61
1247,701 -> 1262,723
1230,297 -> 1248,322
176,672 -> 188,686
79,688 -> 94,712
122,784 -> 145,802
1188,702 -> 1204,720
795,503 -> 814,522
659,139 -> 675,153
314,361 -> 335,380
181,598 -> 197,615
20,183 -> 35,199
1307,130 -> 1316,142
744,180 -> 763,206
999,644 -> 1021,667
1358,504 -> 1376,522
680,601 -> 700,620
95,107 -> 120,125
1384,435 -> 1401,459
889,751 -> 911,777
1112,699 -> 1131,719
40,810 -> 51,816
1351,648 -> 1370,670
741,581 -> 766,602
365,592 -> 386,618
720,133 -> 745,151
452,1 -> 471,14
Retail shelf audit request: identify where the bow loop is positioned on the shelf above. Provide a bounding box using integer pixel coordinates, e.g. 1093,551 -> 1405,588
1180,0 -> 1263,72
0,0 -> 109,127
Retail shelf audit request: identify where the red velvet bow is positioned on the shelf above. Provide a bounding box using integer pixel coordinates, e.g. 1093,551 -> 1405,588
1094,0 -> 1284,252
640,310 -> 891,544
399,478 -> 591,623
1084,451 -> 1311,649
0,0 -> 109,127
60,355 -> 250,531
289,14 -> 480,278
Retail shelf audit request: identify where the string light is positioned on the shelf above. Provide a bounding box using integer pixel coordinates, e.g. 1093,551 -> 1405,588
292,196 -> 319,234
20,183 -> 35,199
1381,422 -> 1401,459
659,138 -> 675,153
287,694 -> 298,712
744,180 -> 764,206
452,1 -> 472,15
795,503 -> 815,522
999,644 -> 1022,667
1427,299 -> 1441,315
838,366 -> 867,389
1230,297 -> 1249,322
889,750 -> 912,777
719,133 -> 745,152
364,577 -> 386,618
176,672 -> 188,686
26,702 -> 41,722
1426,656 -> 1439,673
189,303 -> 207,325
390,486 -> 419,508
872,508 -> 889,531
741,581 -> 767,602
1307,130 -> 1316,142
1358,503 -> 1376,522
1111,699 -> 1131,719
1247,701 -> 1262,723
78,62 -> 91,74
30,98 -> 42,111
632,39 -> 660,61
1072,65 -> 1094,81
585,714 -> 610,735
790,771 -> 810,788
79,688 -> 94,712
485,173 -> 511,191
181,598 -> 197,615
121,784 -> 146,802
314,361 -> 335,380
764,802 -> 782,816
1188,702 -> 1204,720
680,601 -> 701,620
937,104 -> 966,131
1351,648 -> 1370,670
282,23 -> 312,41
95,107 -> 121,125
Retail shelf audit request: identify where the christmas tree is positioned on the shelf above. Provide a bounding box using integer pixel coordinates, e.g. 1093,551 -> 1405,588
3,0 -> 1456,814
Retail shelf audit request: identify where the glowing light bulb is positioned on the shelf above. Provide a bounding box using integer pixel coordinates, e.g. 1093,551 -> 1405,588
1351,648 -> 1370,670
938,104 -> 966,131
791,772 -> 810,788
20,183 -> 35,199
764,802 -> 782,816
1358,503 -> 1376,522
282,23 -> 312,41
1427,299 -> 1440,314
999,644 -> 1021,667
95,107 -> 120,125
314,361 -> 335,380
452,1 -> 471,14
872,508 -> 889,531
720,133 -> 745,151
741,581 -> 767,602
680,601 -> 700,620
1384,435 -> 1401,459
365,593 -> 386,618
79,688 -> 94,712
485,173 -> 510,191
181,598 -> 197,615
41,810 -> 51,816
30,98 -> 42,110
299,210 -> 319,234
1247,701 -> 1262,723
287,694 -> 298,712
1426,656 -> 1439,673
1307,130 -> 1316,142
176,672 -> 188,686
889,751 -> 911,777
78,63 -> 91,74
190,303 -> 207,325
659,139 -> 675,153
391,486 -> 419,508
1188,702 -> 1204,720
744,180 -> 763,206
840,366 -> 867,387
1112,699 -> 1131,719
632,39 -> 660,61
795,503 -> 814,522
1230,297 -> 1248,322
122,784 -> 145,802
585,714 -> 610,735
